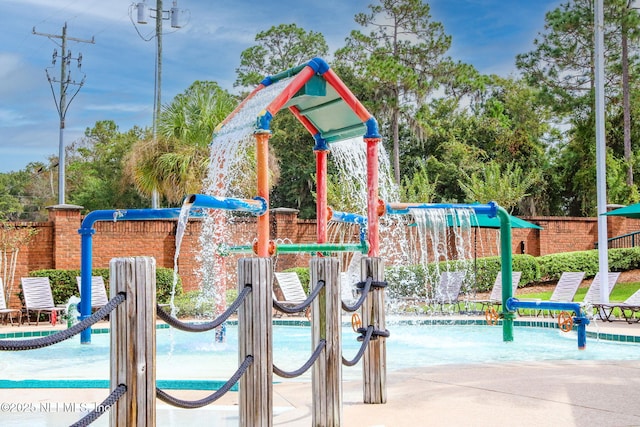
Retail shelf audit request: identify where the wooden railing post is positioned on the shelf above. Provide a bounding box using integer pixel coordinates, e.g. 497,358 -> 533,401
237,257 -> 273,427
110,256 -> 156,427
361,257 -> 386,403
310,257 -> 342,426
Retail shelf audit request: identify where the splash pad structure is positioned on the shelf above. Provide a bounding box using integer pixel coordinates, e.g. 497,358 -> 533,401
67,57 -> 590,425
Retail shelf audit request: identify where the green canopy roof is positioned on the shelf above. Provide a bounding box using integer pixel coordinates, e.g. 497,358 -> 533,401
447,213 -> 542,229
602,203 -> 640,219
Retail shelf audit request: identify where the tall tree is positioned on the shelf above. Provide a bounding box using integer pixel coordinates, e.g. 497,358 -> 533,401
516,0 -> 640,212
335,0 -> 452,184
235,23 -> 329,88
458,161 -> 540,213
67,120 -> 148,211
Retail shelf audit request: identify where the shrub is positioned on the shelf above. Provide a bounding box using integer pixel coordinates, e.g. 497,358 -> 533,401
171,290 -> 215,318
385,264 -> 428,299
537,248 -> 640,282
28,266 -> 181,305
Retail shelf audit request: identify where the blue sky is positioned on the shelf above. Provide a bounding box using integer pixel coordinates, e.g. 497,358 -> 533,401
0,0 -> 562,173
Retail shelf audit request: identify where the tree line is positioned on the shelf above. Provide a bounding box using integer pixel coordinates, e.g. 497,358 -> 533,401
1,0 -> 639,222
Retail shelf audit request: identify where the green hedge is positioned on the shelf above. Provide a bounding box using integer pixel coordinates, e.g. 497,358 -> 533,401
537,247 -> 640,281
27,267 -> 182,305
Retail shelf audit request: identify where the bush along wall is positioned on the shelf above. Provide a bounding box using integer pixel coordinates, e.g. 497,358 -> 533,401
537,247 -> 640,281
26,267 -> 182,306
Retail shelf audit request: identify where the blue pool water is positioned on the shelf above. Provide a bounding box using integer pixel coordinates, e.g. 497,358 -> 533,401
1,321 -> 639,384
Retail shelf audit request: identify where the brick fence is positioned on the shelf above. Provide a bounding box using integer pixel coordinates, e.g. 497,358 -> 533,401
4,204 -> 640,309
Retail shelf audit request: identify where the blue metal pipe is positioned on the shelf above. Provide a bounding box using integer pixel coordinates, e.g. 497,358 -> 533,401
78,208 -> 184,344
78,195 -> 269,343
329,209 -> 367,226
186,194 -> 267,215
505,298 -> 590,350
384,201 -> 497,217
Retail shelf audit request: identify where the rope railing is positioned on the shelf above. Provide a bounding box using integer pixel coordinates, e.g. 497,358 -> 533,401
342,325 -> 374,366
156,355 -> 254,409
273,339 -> 326,378
0,293 -> 126,351
156,285 -> 252,332
273,279 -> 326,315
70,383 -> 127,427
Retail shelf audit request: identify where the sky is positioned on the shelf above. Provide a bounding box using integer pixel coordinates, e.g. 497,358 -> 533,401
0,0 -> 563,173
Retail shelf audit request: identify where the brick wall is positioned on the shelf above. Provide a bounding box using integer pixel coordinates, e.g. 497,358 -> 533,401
5,205 -> 640,308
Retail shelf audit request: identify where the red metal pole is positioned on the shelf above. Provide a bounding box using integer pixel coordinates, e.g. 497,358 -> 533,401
316,148 -> 328,244
289,105 -> 319,136
255,132 -> 271,257
366,137 -> 381,257
266,66 -> 317,116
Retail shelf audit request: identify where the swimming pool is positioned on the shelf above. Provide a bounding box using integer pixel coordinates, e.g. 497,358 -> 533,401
1,320 -> 639,385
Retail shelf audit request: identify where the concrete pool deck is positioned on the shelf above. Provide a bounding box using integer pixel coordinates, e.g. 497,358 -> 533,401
1,318 -> 639,426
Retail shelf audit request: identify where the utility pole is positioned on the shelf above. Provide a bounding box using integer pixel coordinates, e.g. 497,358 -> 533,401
33,22 -> 94,205
131,0 -> 185,208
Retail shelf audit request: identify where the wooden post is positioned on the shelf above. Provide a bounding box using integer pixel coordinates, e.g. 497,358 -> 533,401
311,257 -> 342,426
110,256 -> 156,427
237,257 -> 272,427
361,257 -> 386,404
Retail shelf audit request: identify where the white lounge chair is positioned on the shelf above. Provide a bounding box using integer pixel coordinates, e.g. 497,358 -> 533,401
427,271 -> 465,314
273,272 -> 307,317
594,288 -> 640,323
0,278 -> 21,326
474,271 -> 522,312
582,272 -> 621,306
76,276 -> 109,310
20,276 -> 66,326
537,271 -> 585,317
340,272 -> 358,306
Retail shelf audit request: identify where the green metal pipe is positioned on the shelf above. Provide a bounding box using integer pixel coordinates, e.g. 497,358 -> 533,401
497,206 -> 514,342
276,242 -> 368,254
223,245 -> 254,255
265,64 -> 307,84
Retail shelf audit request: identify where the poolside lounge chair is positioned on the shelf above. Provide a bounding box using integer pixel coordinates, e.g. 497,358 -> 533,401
593,286 -> 640,323
20,276 -> 66,326
581,272 -> 620,320
341,252 -> 363,306
536,272 -> 585,317
76,276 -> 109,310
0,278 -> 21,326
474,271 -> 522,312
273,272 -> 307,316
427,271 -> 465,314
582,272 -> 620,305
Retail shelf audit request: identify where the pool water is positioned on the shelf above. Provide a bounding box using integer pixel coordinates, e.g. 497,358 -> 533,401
1,322 -> 639,383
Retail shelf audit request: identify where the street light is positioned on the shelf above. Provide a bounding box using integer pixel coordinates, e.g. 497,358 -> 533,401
623,0 -> 640,186
130,0 -> 185,208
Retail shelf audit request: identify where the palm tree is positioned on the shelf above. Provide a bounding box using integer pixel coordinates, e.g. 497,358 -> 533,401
124,81 -> 238,205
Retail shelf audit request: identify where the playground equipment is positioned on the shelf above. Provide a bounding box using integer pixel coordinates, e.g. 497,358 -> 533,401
48,56 -> 588,426
505,299 -> 590,349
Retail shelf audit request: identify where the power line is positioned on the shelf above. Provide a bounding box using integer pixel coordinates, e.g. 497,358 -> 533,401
129,0 -> 188,208
33,22 -> 94,205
